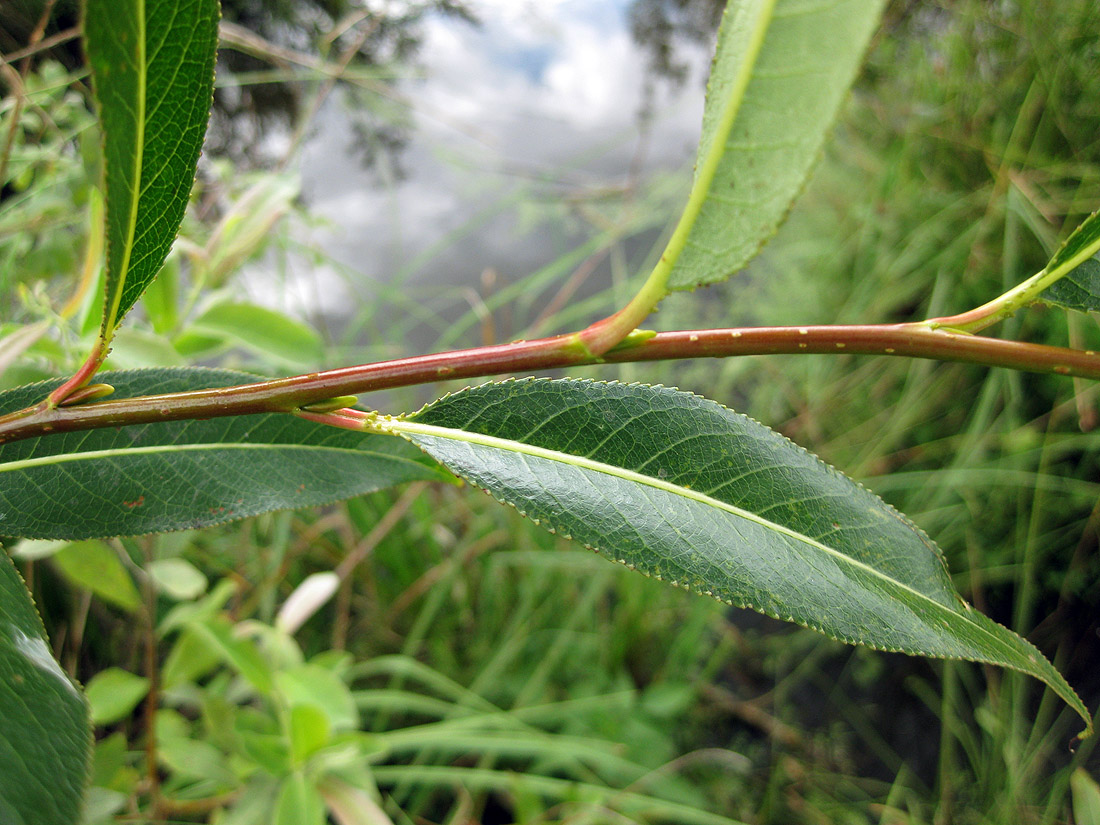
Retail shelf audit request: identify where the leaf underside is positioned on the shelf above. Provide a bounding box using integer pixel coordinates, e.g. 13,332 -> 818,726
389,378 -> 1090,735
666,0 -> 886,292
0,551 -> 89,825
0,368 -> 446,539
84,0 -> 219,337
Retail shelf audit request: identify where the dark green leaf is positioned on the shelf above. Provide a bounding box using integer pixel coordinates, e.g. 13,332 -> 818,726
0,368 -> 446,539
387,379 -> 1090,735
84,0 -> 219,337
0,549 -> 90,825
1044,209 -> 1100,276
1040,255 -> 1100,312
664,0 -> 886,292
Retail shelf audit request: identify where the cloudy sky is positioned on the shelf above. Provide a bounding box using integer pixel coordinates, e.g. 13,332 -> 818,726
280,1 -> 710,338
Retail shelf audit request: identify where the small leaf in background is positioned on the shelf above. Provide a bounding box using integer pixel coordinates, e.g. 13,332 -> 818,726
105,328 -> 188,369
85,667 -> 150,725
52,540 -> 142,612
0,368 -> 447,539
203,174 -> 300,285
1040,255 -> 1100,312
84,0 -> 220,337
148,558 -> 207,601
275,772 -> 326,825
663,0 -> 886,292
190,301 -> 324,370
0,550 -> 89,825
189,616 -> 275,695
288,704 -> 331,765
277,663 -> 359,732
1072,769 -> 1100,825
388,378 -> 1091,736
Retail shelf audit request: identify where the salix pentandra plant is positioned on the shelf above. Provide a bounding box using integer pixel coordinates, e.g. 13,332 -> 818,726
1,2 -> 1098,822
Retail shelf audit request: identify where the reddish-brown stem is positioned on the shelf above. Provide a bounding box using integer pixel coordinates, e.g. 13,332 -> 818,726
2,323 -> 1099,445
44,342 -> 108,407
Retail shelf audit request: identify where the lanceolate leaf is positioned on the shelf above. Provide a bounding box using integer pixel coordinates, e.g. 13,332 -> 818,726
0,369 -> 446,539
0,549 -> 90,825
662,0 -> 885,293
382,379 -> 1091,735
84,0 -> 219,338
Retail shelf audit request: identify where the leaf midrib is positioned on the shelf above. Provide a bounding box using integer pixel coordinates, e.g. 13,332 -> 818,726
0,441 -> 422,473
386,418 -> 1014,648
104,0 -> 147,337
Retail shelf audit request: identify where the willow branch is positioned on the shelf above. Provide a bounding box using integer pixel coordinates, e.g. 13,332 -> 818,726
1,323 -> 1098,445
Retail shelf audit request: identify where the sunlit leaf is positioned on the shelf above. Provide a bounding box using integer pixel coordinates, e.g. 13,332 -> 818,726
663,0 -> 886,292
383,378 -> 1091,736
84,0 -> 219,337
0,550 -> 89,825
0,368 -> 447,539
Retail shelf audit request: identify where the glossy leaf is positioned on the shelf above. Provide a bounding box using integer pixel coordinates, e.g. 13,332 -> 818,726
84,0 -> 219,338
384,378 -> 1090,735
0,549 -> 90,825
663,0 -> 886,292
0,368 -> 446,539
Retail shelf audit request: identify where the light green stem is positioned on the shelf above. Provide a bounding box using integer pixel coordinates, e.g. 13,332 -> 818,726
925,228 -> 1100,334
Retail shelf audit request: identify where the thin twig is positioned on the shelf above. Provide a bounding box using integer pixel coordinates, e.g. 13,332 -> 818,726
3,323 -> 1100,445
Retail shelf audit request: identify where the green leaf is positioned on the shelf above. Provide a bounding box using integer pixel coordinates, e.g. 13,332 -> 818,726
276,663 -> 359,732
662,0 -> 886,292
0,368 -> 447,539
85,667 -> 150,725
52,540 -> 142,612
1044,210 -> 1100,276
148,558 -> 207,600
384,378 -> 1091,736
188,615 -> 275,695
1072,768 -> 1100,825
287,705 -> 330,765
274,773 -> 325,825
1038,210 -> 1100,311
189,302 -> 324,370
0,550 -> 90,825
1040,255 -> 1100,312
84,0 -> 219,338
